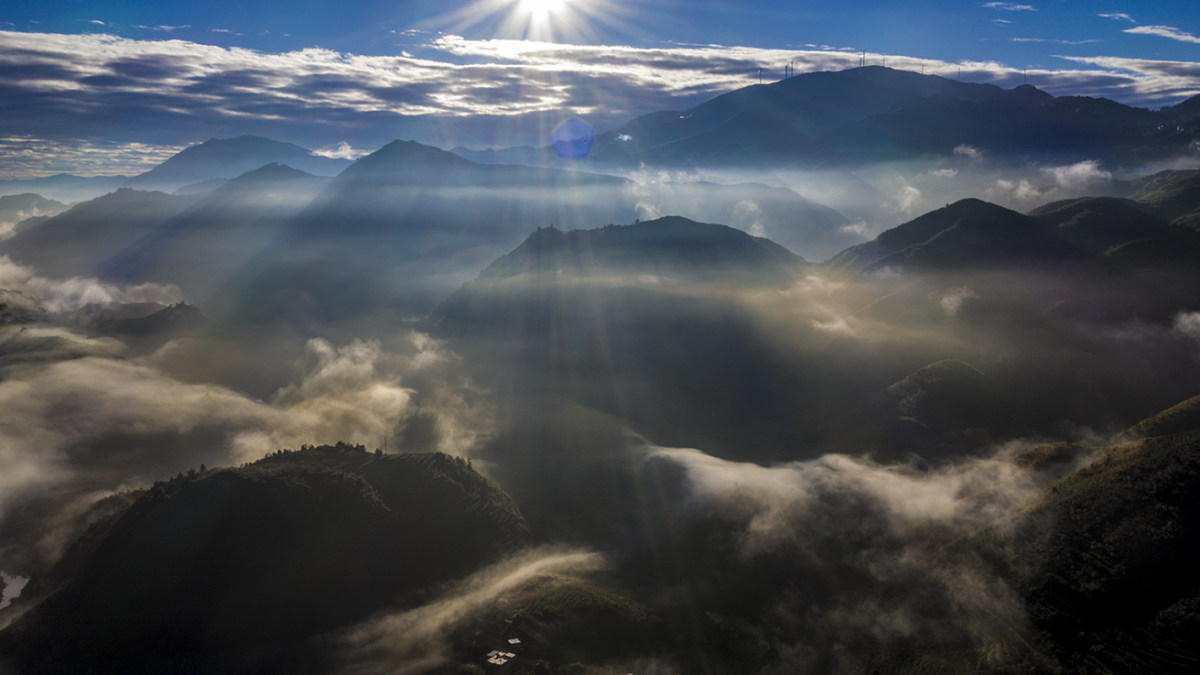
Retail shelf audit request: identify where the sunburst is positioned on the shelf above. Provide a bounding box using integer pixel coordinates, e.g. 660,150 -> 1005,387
421,0 -> 640,44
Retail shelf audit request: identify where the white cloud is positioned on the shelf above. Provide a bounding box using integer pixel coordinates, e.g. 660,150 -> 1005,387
338,548 -> 605,673
890,184 -> 924,217
132,25 -> 191,32
954,144 -> 983,160
982,2 -> 1036,11
0,136 -> 184,179
940,286 -> 980,315
1175,311 -> 1200,342
1125,25 -> 1200,45
311,141 -> 369,160
2,29 -> 1200,175
1099,13 -> 1135,23
0,255 -> 183,313
1045,159 -> 1111,189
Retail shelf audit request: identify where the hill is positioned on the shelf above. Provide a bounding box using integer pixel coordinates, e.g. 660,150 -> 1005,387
0,443 -> 527,674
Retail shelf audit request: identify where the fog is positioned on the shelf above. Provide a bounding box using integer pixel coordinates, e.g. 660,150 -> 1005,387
336,548 -> 606,674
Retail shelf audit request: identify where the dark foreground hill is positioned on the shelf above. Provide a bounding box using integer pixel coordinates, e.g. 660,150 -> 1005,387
0,443 -> 528,675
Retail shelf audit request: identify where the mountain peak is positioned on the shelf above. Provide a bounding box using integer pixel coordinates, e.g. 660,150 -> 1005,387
340,140 -> 475,179
478,215 -> 801,283
123,136 -> 351,192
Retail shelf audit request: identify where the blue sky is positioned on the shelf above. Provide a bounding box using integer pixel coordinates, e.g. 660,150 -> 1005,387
2,0 -> 1199,175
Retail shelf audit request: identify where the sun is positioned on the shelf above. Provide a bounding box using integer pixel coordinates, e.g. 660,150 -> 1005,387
424,0 -> 632,44
519,0 -> 568,16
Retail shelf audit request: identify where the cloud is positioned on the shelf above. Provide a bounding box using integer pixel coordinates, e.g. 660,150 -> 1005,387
641,441 -> 1073,670
1044,159 -> 1111,188
889,184 -> 924,217
2,28 -> 1200,175
0,255 -> 182,313
311,141 -> 370,160
1099,13 -> 1135,23
0,316 -> 492,583
132,25 -> 191,32
1175,311 -> 1200,342
940,286 -> 980,315
954,144 -> 983,160
0,136 -> 184,179
337,547 -> 606,674
1011,37 -> 1098,45
982,2 -> 1036,11
1125,25 -> 1200,45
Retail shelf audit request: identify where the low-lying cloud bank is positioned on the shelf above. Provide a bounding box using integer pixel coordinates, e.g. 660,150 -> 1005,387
636,440 -> 1084,671
336,547 -> 606,674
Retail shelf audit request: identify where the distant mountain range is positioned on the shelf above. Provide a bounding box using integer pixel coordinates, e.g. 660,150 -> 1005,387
454,66 -> 1200,169
0,175 -> 128,204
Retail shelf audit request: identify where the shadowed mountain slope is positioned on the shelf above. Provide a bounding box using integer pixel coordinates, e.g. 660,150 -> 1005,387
0,189 -> 199,278
1004,405 -> 1200,674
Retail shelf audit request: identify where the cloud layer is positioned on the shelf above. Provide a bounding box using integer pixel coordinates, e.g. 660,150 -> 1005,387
2,29 -> 1200,176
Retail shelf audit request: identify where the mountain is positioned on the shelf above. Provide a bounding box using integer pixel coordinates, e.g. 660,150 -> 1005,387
1000,402 -> 1200,673
826,198 -> 1075,273
1114,169 -> 1200,228
827,194 -> 1200,278
88,302 -> 208,342
0,189 -> 200,278
1028,196 -> 1200,265
820,91 -> 1161,165
0,193 -> 66,237
434,219 -> 823,461
95,164 -> 329,305
122,136 -> 351,193
215,140 -> 641,325
460,66 -> 1042,168
0,175 -> 128,203
0,443 -> 528,674
476,215 -> 802,283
